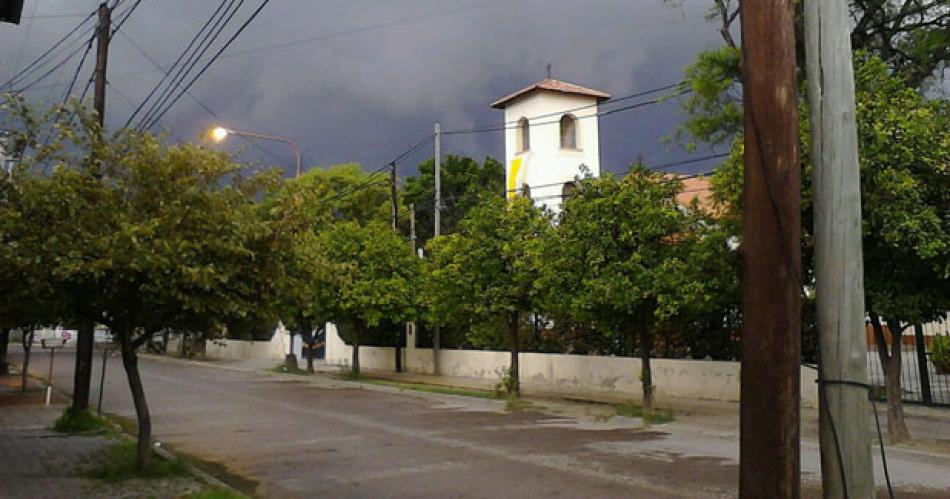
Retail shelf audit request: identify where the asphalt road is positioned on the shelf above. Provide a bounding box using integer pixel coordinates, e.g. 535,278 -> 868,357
8,347 -> 949,498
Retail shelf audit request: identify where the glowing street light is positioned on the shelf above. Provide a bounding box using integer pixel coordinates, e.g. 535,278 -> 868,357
209,126 -> 301,178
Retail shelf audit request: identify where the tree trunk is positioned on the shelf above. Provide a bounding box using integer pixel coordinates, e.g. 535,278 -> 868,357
71,319 -> 95,413
20,328 -> 34,392
884,318 -> 910,441
640,326 -> 654,411
161,329 -> 169,354
509,311 -> 520,397
351,325 -> 361,375
868,311 -> 910,441
0,327 -> 9,375
118,324 -> 151,469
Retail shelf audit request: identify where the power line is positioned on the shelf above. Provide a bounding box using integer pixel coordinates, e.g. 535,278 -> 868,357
2,11 -> 97,90
122,0 -> 231,128
114,25 -> 287,165
136,0 -> 244,130
649,152 -> 731,171
220,0 -> 509,59
143,0 -> 272,130
499,81 -> 683,128
442,88 -> 690,135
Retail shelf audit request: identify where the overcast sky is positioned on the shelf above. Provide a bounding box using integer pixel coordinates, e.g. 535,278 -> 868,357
1,0 -> 729,178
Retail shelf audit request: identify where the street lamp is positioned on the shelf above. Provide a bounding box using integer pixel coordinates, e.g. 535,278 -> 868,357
210,126 -> 304,369
209,126 -> 302,178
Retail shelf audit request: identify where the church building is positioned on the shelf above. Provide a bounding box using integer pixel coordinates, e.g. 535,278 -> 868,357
491,78 -> 610,211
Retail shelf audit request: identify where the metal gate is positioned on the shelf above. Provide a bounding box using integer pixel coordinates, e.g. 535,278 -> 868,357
867,322 -> 950,407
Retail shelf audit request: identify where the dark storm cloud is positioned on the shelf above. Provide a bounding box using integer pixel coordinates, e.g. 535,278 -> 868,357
2,0 -> 727,178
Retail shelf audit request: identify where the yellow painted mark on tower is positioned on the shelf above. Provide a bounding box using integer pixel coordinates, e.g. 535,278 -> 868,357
508,157 -> 522,199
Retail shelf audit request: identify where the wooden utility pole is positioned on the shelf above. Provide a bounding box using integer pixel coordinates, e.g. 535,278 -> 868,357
739,2 -> 802,498
805,1 -> 875,496
93,2 -> 110,127
72,2 -> 111,414
432,122 -> 442,376
390,162 -> 399,230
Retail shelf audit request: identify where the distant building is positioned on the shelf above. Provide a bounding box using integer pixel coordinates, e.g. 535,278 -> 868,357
491,78 -> 609,212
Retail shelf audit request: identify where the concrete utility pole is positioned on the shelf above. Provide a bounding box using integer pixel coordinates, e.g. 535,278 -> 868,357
805,1 -> 875,497
739,2 -> 802,498
391,161 -> 403,372
93,2 -> 110,127
407,203 -> 417,365
433,122 -> 442,376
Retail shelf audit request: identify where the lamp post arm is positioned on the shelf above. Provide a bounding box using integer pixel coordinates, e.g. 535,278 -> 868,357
227,129 -> 302,178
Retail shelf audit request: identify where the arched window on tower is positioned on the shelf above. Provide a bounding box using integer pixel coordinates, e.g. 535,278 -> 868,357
517,117 -> 530,153
560,114 -> 577,149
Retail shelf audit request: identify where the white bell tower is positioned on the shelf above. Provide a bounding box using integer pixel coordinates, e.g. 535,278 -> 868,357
491,78 -> 609,211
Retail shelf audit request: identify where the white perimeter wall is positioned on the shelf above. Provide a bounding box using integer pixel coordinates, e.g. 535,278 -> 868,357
324,322 -> 820,408
205,323 -> 302,361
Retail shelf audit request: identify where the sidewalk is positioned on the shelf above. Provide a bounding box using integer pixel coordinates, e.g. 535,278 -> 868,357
0,369 -> 212,499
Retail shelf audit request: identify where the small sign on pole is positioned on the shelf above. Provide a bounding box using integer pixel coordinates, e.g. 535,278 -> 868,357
41,339 -> 67,407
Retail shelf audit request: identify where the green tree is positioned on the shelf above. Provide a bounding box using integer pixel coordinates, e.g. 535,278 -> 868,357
710,55 -> 950,439
262,164 -> 391,359
673,0 -> 949,149
0,169 -> 59,389
540,167 -> 729,409
313,221 -> 420,374
426,196 -> 550,396
400,155 -> 505,246
3,97 -> 284,466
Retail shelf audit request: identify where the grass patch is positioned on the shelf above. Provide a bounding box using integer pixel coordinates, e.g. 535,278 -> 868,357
504,397 -> 535,412
357,377 -> 504,400
183,487 -> 245,499
269,364 -> 309,376
85,441 -> 189,483
337,370 -> 362,381
53,408 -> 110,434
614,403 -> 674,424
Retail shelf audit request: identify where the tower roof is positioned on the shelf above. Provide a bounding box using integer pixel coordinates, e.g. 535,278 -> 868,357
490,78 -> 610,109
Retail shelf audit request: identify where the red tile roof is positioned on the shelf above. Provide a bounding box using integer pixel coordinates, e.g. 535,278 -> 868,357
491,78 -> 611,109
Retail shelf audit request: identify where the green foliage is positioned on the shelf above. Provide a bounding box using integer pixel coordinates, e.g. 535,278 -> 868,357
400,154 -> 504,246
710,54 -> 950,355
675,1 -> 950,147
541,166 -> 733,343
53,408 -> 109,434
676,46 -> 742,149
613,403 -> 674,424
312,221 -> 420,372
358,378 -> 503,400
85,441 -> 189,482
183,487 -> 245,499
932,334 -> 950,374
494,367 -> 516,396
426,196 -> 550,347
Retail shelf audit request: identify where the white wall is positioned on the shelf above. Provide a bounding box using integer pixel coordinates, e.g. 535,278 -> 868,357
326,322 -> 821,408
204,324 -> 302,362
502,91 -> 601,212
324,322 -> 398,371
